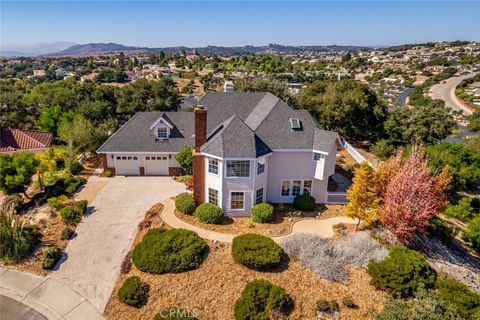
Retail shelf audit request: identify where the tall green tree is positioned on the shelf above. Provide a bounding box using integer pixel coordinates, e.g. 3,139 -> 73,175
0,153 -> 39,196
299,79 -> 387,141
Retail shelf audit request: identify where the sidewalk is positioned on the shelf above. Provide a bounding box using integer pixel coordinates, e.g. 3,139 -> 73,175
160,199 -> 357,244
0,267 -> 104,320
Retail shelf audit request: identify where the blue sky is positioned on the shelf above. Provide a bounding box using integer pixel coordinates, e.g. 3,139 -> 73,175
1,1 -> 479,51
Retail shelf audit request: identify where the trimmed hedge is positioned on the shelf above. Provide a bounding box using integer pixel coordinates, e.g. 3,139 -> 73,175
42,247 -> 62,270
132,228 -> 207,274
232,234 -> 283,270
195,203 -> 224,224
118,276 -> 143,306
251,203 -> 274,223
234,279 -> 292,320
293,194 -> 316,211
175,193 -> 196,215
367,246 -> 436,297
154,308 -> 197,320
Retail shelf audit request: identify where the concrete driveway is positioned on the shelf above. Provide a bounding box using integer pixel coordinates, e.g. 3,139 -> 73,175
51,176 -> 186,312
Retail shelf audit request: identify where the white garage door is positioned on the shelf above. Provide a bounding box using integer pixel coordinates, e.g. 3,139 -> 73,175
115,156 -> 140,176
145,156 -> 168,176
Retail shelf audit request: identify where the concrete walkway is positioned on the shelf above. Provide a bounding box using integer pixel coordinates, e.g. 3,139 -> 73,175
160,199 -> 357,244
51,176 -> 186,312
0,267 -> 103,320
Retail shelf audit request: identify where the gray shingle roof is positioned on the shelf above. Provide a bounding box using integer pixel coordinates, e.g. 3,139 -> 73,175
96,112 -> 194,153
97,92 -> 339,157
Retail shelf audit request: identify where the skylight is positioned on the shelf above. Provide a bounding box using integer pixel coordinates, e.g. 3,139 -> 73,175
290,118 -> 301,130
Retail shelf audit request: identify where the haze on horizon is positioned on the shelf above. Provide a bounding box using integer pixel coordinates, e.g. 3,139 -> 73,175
1,1 -> 479,53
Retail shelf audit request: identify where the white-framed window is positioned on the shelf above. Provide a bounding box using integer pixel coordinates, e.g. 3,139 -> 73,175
281,179 -> 314,197
226,160 -> 250,177
208,188 -> 218,205
208,159 -> 219,175
157,126 -> 168,139
230,192 -> 245,210
255,188 -> 264,205
303,180 -> 312,196
257,160 -> 265,175
292,180 -> 302,196
314,153 -> 325,161
281,181 -> 290,197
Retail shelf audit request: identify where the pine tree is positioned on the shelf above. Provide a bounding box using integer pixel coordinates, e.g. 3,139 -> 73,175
345,162 -> 380,229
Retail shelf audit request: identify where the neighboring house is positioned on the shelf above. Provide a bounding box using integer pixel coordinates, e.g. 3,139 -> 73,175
33,69 -> 47,77
97,92 -> 342,216
55,68 -> 70,77
0,128 -> 53,153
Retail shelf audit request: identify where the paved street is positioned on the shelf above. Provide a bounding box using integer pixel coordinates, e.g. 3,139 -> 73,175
430,73 -> 477,116
0,295 -> 47,320
51,176 -> 186,312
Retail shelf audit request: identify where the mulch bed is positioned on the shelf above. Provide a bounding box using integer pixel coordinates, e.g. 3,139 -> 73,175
1,204 -> 70,276
104,203 -> 385,320
174,204 -> 346,237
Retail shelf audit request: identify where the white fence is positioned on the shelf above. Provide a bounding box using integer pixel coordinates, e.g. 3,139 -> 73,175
326,192 -> 348,204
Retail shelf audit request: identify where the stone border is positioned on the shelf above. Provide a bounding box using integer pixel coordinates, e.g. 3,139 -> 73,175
160,198 -> 357,244
0,267 -> 104,320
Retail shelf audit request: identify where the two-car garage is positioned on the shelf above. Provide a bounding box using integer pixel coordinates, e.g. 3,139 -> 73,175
114,155 -> 170,176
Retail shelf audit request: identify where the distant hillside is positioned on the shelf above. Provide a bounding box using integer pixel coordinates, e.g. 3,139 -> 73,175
56,43 -> 144,55
52,42 -> 371,56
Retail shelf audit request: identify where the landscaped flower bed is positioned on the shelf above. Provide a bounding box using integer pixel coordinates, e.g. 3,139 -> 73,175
105,202 -> 385,320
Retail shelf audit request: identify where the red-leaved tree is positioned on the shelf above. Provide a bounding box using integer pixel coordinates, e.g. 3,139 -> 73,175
379,151 -> 450,244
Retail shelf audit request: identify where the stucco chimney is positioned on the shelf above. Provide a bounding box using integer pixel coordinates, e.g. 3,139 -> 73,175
194,105 -> 207,152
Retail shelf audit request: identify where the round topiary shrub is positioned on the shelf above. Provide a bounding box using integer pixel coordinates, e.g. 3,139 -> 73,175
132,228 -> 207,274
293,194 -> 316,211
42,247 -> 62,270
251,203 -> 274,223
367,246 -> 436,297
195,203 -> 224,224
175,193 -> 196,215
234,279 -> 292,320
154,308 -> 197,320
118,276 -> 143,306
232,233 -> 283,270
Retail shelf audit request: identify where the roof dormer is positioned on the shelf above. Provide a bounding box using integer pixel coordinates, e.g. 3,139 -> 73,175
150,114 -> 174,140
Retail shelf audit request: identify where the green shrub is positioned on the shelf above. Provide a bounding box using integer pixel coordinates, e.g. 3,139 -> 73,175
375,286 -> 462,320
367,246 -> 436,297
47,195 -> 68,210
444,198 -> 477,222
60,200 -> 87,225
464,217 -> 480,252
316,299 -> 339,313
118,276 -> 143,306
101,169 -> 112,177
0,213 -> 40,263
175,193 -> 196,215
428,217 -> 457,245
370,139 -> 395,160
64,176 -> 84,195
154,308 -> 197,320
60,227 -> 75,240
342,297 -> 357,309
67,161 -> 84,175
195,203 -> 224,224
234,279 -> 292,320
175,147 -> 193,175
251,203 -> 274,223
232,234 -> 283,270
293,194 -> 316,211
132,228 -> 207,274
42,247 -> 62,270
436,276 -> 480,319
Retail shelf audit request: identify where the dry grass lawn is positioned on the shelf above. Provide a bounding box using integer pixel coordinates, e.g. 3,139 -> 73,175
105,204 -> 385,320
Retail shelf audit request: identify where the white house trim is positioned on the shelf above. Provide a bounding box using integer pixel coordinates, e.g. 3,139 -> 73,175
150,115 -> 174,129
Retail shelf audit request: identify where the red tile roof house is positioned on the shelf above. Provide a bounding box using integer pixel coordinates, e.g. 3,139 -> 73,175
0,128 -> 53,154
97,92 -> 344,216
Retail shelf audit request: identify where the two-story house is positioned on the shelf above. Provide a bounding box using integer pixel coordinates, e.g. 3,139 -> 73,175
97,92 -> 342,216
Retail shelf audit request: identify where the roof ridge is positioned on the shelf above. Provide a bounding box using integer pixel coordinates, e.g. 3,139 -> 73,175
14,129 -> 45,147
244,92 -> 279,131
96,113 -> 141,153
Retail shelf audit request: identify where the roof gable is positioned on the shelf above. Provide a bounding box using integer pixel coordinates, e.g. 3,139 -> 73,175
149,113 -> 174,129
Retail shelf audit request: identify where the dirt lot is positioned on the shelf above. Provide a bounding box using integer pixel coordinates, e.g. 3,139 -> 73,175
174,204 -> 346,237
105,204 -> 385,320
